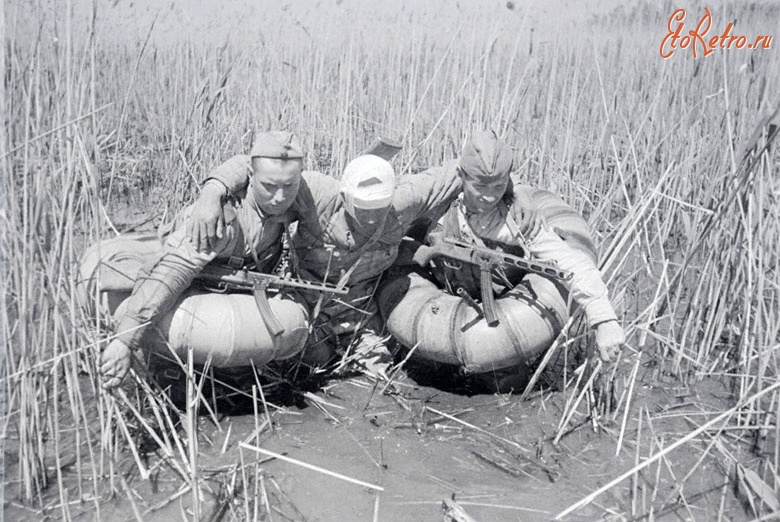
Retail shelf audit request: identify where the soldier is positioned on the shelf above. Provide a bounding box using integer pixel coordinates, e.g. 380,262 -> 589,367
410,130 -> 626,363
99,131 -> 306,388
189,153 -> 462,373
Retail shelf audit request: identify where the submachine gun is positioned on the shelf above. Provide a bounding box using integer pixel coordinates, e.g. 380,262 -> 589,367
410,238 -> 573,327
196,136 -> 403,338
196,265 -> 349,338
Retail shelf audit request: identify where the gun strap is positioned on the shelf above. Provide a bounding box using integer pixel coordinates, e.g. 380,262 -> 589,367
454,197 -> 528,248
452,200 -> 489,293
454,198 -> 488,248
285,217 -> 299,274
317,205 -> 390,287
247,226 -> 264,269
498,200 -> 531,254
332,205 -> 390,256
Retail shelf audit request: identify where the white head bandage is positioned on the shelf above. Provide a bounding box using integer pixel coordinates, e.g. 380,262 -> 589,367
340,155 -> 395,216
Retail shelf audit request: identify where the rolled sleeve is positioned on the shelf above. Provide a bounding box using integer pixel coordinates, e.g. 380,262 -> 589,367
115,208 -> 236,348
527,226 -> 617,327
204,155 -> 252,195
395,161 -> 462,229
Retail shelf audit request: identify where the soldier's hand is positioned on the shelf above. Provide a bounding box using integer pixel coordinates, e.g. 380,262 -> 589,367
524,206 -> 543,239
594,320 -> 626,363
100,339 -> 132,390
513,190 -> 543,239
187,181 -> 227,252
411,244 -> 434,266
427,231 -> 445,246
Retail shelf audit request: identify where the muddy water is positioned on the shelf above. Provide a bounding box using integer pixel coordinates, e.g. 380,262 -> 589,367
170,368 -> 746,521
3,362 -> 751,521
188,378 -> 601,521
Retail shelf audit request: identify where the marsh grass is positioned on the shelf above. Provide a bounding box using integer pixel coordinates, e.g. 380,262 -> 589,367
3,0 -> 780,519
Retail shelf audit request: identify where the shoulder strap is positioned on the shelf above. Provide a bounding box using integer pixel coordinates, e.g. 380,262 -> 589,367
327,203 -> 390,257
350,209 -> 391,265
454,199 -> 488,248
228,204 -> 286,272
498,200 -> 529,251
285,217 -> 300,274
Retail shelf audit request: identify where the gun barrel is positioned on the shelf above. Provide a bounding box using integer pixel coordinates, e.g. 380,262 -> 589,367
501,256 -> 573,281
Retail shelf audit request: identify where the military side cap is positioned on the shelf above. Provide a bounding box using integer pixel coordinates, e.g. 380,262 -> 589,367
250,131 -> 304,160
459,130 -> 513,180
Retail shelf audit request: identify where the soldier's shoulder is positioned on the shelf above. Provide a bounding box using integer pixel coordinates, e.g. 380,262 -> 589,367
421,159 -> 460,176
511,182 -> 534,194
207,154 -> 252,181
511,183 -> 561,206
441,159 -> 461,171
218,199 -> 240,224
301,170 -> 327,184
220,154 -> 252,170
301,170 -> 339,195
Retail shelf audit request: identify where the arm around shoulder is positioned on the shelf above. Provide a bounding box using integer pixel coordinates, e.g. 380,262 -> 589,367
188,180 -> 231,252
188,154 -> 251,251
205,154 -> 252,194
395,160 -> 463,226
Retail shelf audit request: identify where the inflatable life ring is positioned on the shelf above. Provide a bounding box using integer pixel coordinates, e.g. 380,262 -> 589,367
76,234 -> 310,367
377,188 -> 597,377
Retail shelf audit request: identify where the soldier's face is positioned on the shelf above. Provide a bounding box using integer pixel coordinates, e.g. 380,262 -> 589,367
350,205 -> 391,228
250,158 -> 303,215
460,170 -> 508,214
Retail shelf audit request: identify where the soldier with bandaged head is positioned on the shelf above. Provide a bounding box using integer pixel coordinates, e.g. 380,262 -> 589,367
190,151 -> 462,373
